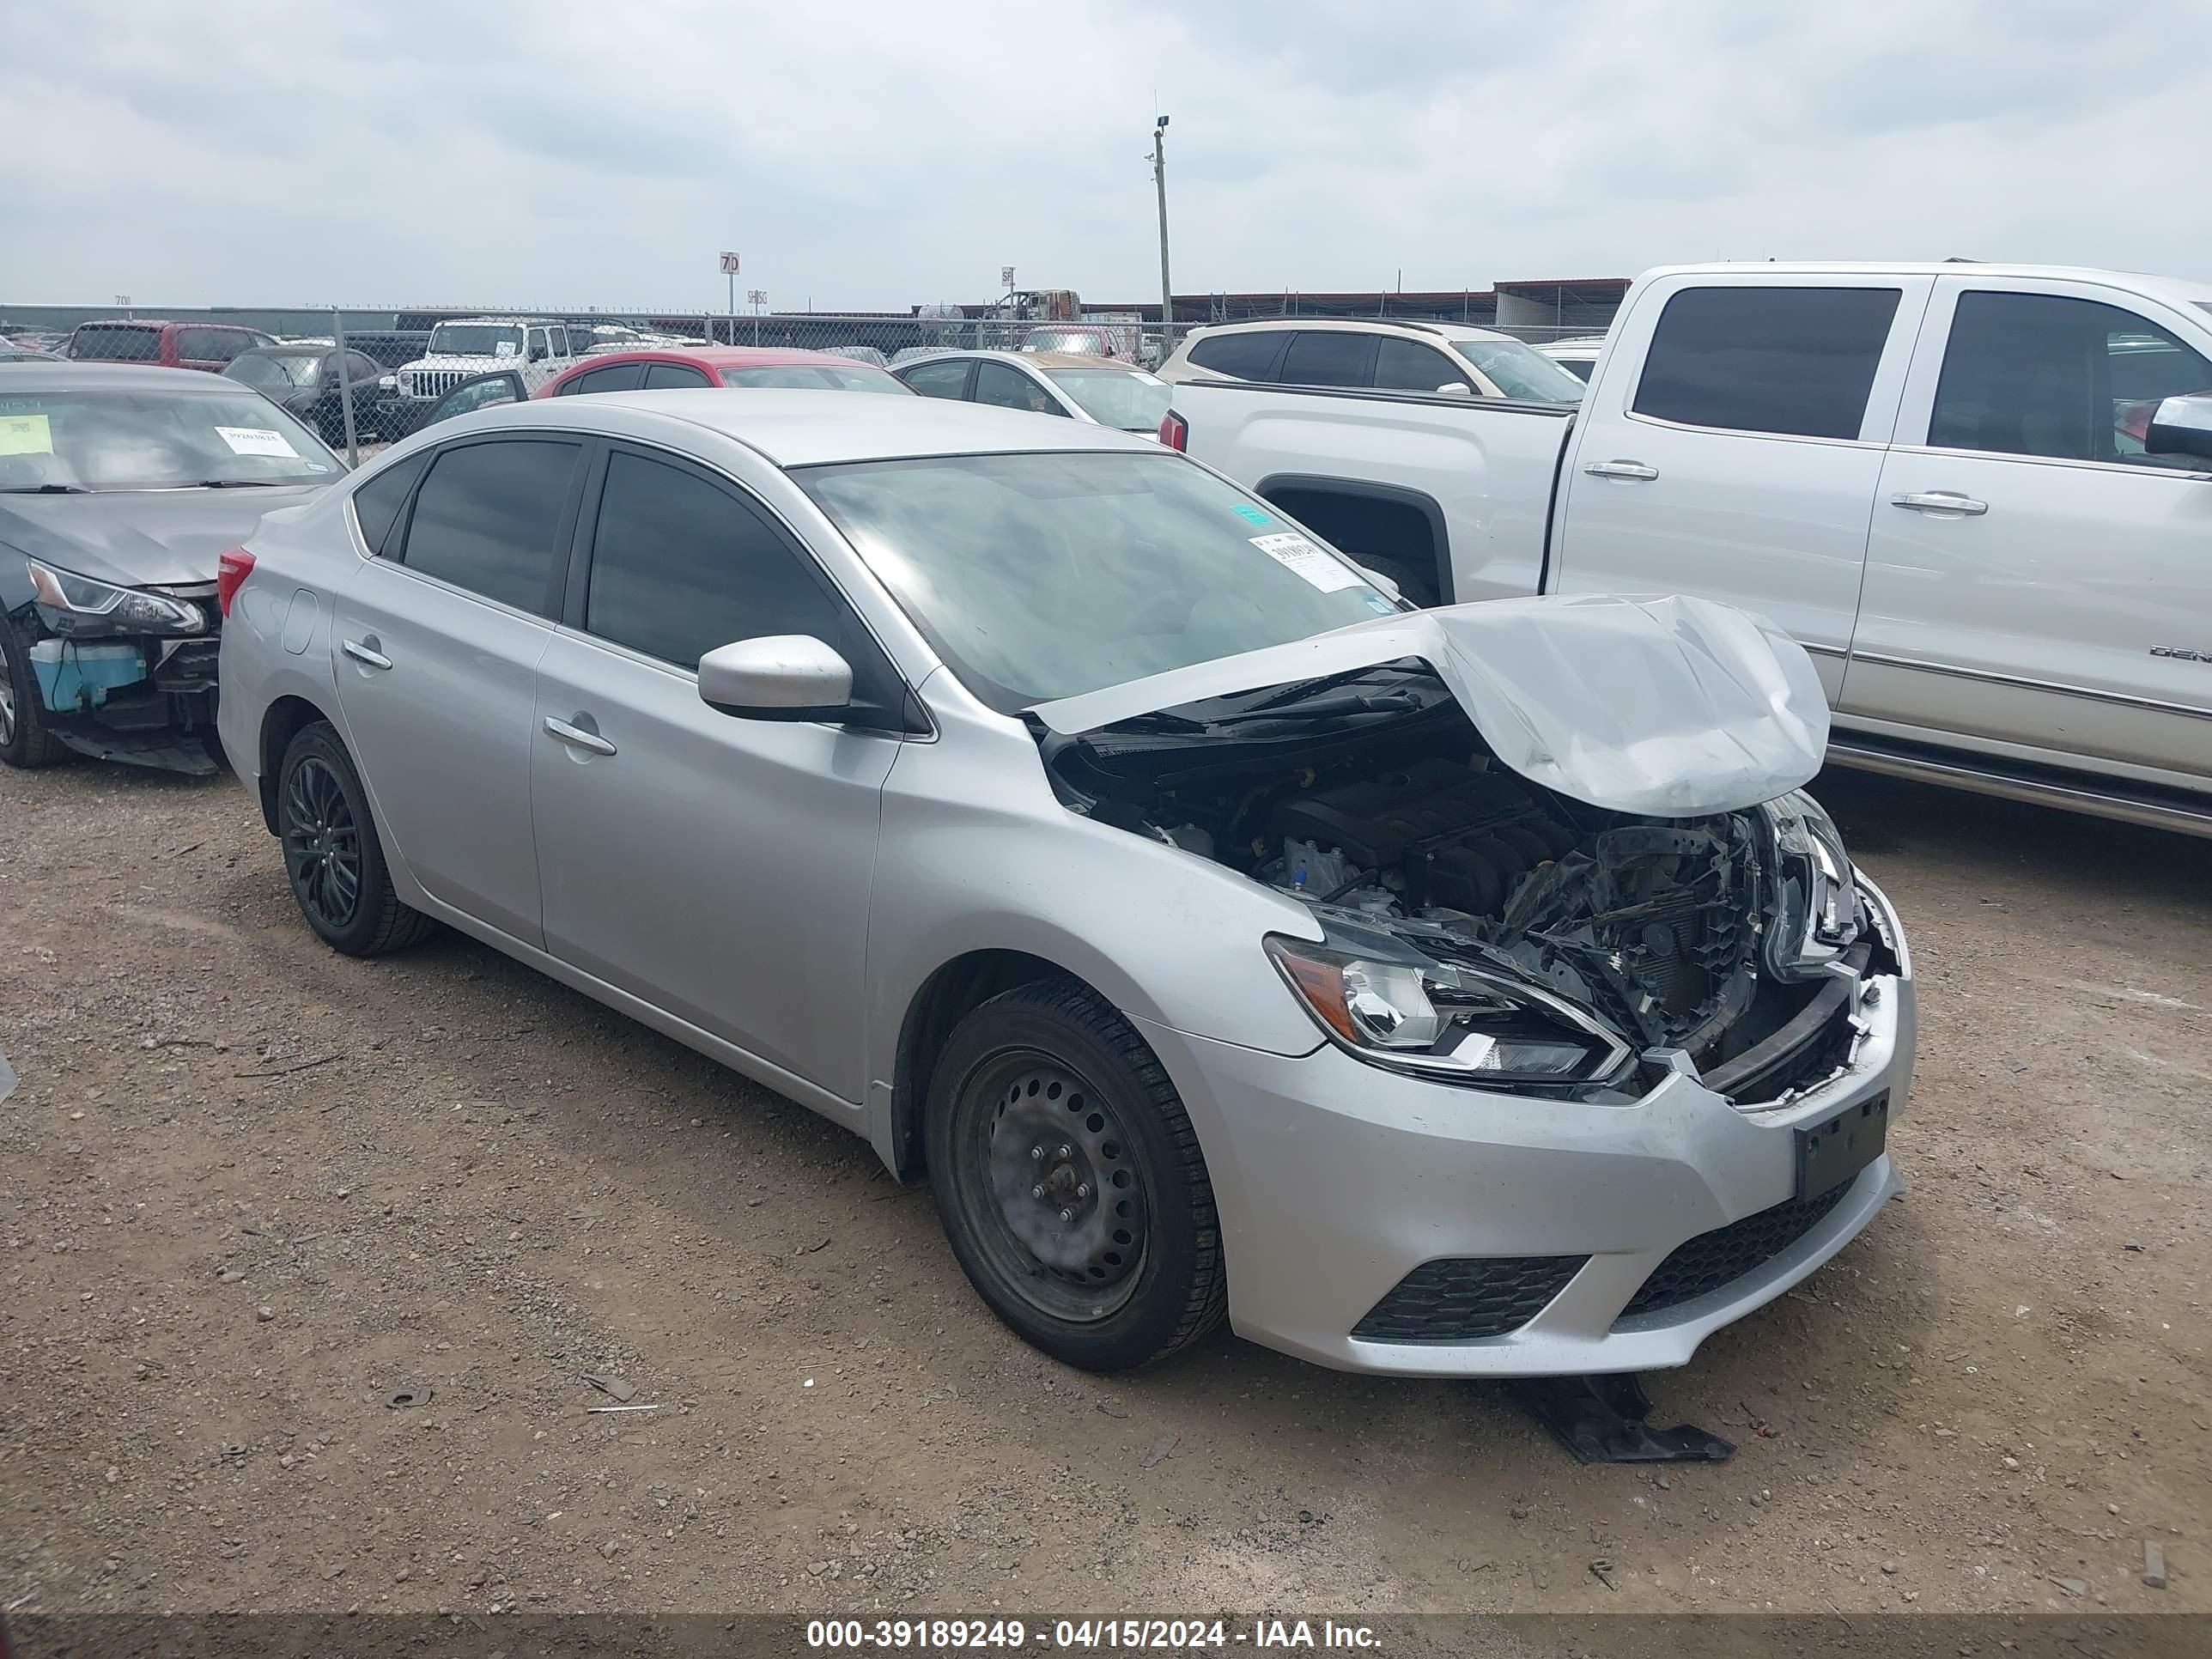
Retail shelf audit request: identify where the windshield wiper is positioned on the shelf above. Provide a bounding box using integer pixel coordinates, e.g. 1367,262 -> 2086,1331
191,478 -> 283,489
1235,659 -> 1417,713
0,483 -> 91,494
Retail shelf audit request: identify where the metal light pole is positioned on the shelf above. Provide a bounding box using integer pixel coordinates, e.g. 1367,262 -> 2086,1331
1152,116 -> 1173,343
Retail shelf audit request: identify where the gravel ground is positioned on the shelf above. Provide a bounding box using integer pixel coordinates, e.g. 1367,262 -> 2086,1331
0,756 -> 2204,1619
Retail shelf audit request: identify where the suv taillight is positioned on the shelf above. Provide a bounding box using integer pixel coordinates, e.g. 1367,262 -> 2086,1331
216,547 -> 255,617
1158,410 -> 1188,451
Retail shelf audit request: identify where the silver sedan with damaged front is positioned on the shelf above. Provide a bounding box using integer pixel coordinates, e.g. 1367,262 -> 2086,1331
216,391 -> 1914,1378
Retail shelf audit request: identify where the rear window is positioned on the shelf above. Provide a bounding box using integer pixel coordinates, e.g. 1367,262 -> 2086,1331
1632,286 -> 1902,440
70,324 -> 161,362
719,364 -> 912,393
1185,330 -> 1289,380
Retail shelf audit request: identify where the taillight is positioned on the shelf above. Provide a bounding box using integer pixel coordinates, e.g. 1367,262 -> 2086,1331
216,547 -> 255,617
1158,410 -> 1188,451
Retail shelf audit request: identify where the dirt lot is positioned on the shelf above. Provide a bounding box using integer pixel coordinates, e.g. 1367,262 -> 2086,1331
1,757 -> 2205,1620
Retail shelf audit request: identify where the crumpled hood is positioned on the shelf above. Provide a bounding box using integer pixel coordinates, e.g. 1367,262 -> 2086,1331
0,484 -> 327,589
1029,594 -> 1831,817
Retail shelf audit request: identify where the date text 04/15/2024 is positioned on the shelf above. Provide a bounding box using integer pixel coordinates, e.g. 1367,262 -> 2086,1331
804,1619 -> 1382,1649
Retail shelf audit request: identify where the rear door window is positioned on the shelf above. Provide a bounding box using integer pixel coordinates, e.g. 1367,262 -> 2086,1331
394,439 -> 580,613
562,362 -> 647,395
899,360 -> 973,400
1372,337 -> 1464,392
177,327 -> 252,365
1184,330 -> 1291,381
1279,331 -> 1378,388
351,452 -> 431,556
972,362 -> 1062,415
1632,286 -> 1902,440
641,362 -> 711,390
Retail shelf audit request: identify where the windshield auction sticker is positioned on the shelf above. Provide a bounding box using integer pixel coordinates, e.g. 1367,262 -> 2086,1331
0,412 -> 54,454
1251,531 -> 1366,593
215,426 -> 299,458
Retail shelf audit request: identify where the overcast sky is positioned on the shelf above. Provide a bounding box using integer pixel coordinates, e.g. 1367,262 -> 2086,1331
9,0 -> 2209,313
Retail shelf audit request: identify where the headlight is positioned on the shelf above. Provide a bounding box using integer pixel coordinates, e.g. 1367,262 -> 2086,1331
27,561 -> 205,637
1760,789 -> 1860,979
1267,931 -> 1631,1088
376,374 -> 398,390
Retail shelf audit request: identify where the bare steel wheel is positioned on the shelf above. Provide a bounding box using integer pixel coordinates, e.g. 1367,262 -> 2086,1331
927,978 -> 1226,1371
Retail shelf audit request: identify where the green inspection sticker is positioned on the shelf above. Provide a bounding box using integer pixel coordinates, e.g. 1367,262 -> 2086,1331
1231,502 -> 1273,526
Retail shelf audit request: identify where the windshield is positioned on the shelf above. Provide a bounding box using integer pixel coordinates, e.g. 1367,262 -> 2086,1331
799,451 -> 1396,710
225,352 -> 324,389
428,324 -> 524,358
720,364 -> 913,394
1452,337 -> 1586,402
1046,368 -> 1172,431
0,387 -> 339,490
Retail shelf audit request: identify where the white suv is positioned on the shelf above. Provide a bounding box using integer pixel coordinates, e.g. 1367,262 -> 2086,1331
395,317 -> 578,405
1156,318 -> 1585,403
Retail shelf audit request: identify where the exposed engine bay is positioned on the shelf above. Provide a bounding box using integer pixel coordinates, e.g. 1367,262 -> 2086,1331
1039,664 -> 1887,1101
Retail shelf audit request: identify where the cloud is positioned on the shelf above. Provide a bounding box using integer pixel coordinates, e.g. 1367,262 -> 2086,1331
5,0 -> 2209,311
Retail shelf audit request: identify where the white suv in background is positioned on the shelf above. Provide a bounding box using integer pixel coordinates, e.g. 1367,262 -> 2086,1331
395,317 -> 578,405
1155,318 -> 1585,403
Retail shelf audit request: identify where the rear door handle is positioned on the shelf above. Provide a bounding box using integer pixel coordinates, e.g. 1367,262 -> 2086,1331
1583,459 -> 1659,481
544,714 -> 617,757
1889,490 -> 1988,516
341,637 -> 392,670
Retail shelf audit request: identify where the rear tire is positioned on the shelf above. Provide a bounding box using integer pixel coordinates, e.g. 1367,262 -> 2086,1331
0,619 -> 72,769
277,721 -> 434,956
927,978 -> 1228,1371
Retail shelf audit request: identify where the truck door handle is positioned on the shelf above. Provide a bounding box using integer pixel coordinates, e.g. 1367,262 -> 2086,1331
1584,459 -> 1659,481
544,714 -> 617,757
341,637 -> 392,670
1890,490 -> 1987,516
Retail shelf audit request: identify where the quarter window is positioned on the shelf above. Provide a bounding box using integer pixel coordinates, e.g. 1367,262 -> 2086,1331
1633,286 -> 1902,440
1184,330 -> 1290,381
584,450 -> 848,669
396,439 -> 579,612
1279,331 -> 1377,388
1929,289 -> 2212,467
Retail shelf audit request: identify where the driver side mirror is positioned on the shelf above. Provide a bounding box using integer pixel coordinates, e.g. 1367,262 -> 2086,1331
2145,392 -> 2212,462
1435,380 -> 1474,397
698,635 -> 856,721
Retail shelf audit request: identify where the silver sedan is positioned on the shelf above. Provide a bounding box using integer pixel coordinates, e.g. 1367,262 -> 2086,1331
216,392 -> 1914,1376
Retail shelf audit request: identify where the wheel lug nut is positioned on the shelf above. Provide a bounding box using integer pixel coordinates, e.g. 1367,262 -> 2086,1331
1030,1184 -> 1044,1199
1056,1145 -> 1071,1158
1058,1208 -> 1073,1222
1030,1146 -> 1043,1160
1076,1182 -> 1091,1198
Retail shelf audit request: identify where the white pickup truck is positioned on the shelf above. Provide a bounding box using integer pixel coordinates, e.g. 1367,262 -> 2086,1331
1167,261 -> 2212,836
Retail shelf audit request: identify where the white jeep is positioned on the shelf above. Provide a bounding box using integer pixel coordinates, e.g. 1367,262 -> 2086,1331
394,317 -> 577,404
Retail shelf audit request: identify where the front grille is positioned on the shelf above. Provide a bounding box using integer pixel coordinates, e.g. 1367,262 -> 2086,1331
402,369 -> 469,399
1614,1180 -> 1853,1326
1352,1255 -> 1588,1343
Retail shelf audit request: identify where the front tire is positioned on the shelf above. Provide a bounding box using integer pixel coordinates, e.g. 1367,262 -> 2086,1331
277,721 -> 434,956
927,979 -> 1228,1371
0,618 -> 71,769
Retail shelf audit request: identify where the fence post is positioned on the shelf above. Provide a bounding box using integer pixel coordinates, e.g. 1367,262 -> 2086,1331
331,308 -> 360,468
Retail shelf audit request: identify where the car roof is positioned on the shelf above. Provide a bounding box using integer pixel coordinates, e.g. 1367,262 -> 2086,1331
0,363 -> 245,392
1183,317 -> 1514,343
234,343 -> 332,356
434,315 -> 562,325
896,349 -> 1135,371
571,345 -> 881,370
1644,260 -> 2212,308
447,388 -> 1159,467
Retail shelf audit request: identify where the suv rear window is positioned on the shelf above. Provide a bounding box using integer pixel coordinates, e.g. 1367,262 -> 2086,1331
1185,330 -> 1290,381
1632,286 -> 1902,440
70,324 -> 161,362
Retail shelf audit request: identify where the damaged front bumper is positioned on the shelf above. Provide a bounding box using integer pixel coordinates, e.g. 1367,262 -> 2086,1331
15,589 -> 224,774
1140,875 -> 1915,1378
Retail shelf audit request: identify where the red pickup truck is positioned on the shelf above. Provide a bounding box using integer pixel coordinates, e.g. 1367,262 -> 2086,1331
65,319 -> 278,372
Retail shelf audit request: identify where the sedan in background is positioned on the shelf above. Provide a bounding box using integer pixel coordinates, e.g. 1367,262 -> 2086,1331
0,343 -> 61,362
0,365 -> 343,773
223,343 -> 410,445
538,345 -> 914,398
218,391 -> 1911,1382
895,350 -> 1172,434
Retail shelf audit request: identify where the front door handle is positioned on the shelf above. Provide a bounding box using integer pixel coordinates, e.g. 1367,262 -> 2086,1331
1890,490 -> 1988,516
544,714 -> 617,757
341,637 -> 392,670
1584,459 -> 1659,481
